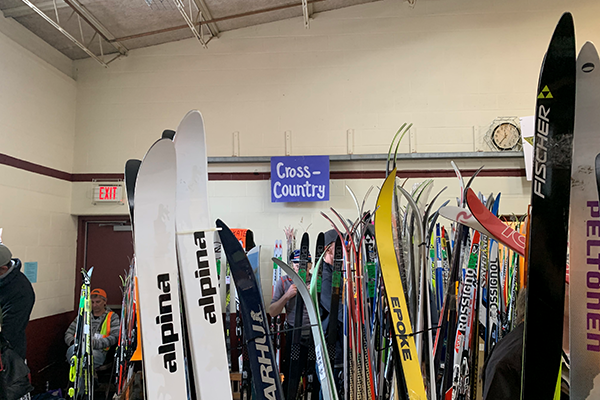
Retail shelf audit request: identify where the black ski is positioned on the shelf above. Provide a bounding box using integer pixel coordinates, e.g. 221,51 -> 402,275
327,235 -> 343,373
216,219 -> 284,400
161,129 -> 176,140
522,12 -> 575,400
596,153 -> 600,200
315,232 -> 325,297
287,232 -> 310,399
124,159 -> 141,221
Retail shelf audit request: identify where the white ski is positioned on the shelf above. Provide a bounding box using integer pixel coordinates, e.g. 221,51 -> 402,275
134,138 -> 188,400
173,110 -> 232,398
438,205 -> 494,238
570,41 -> 600,400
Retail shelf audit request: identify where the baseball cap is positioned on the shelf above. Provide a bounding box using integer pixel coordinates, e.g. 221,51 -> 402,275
0,244 -> 12,267
291,249 -> 312,263
324,229 -> 337,247
91,288 -> 107,300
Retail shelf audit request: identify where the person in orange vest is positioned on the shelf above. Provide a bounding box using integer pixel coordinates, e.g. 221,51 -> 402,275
64,288 -> 120,368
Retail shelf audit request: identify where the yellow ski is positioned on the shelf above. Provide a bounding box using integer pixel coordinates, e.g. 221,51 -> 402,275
374,168 -> 427,399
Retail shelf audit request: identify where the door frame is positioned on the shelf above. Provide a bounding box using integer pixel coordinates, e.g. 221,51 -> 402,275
74,215 -> 131,310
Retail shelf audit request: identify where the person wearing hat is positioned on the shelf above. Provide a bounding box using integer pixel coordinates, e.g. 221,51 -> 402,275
0,243 -> 36,361
64,287 -> 120,368
269,249 -> 312,392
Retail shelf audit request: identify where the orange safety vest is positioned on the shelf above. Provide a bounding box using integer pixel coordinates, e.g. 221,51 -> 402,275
100,311 -> 114,351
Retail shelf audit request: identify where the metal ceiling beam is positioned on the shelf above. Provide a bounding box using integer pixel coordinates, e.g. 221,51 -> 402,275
192,0 -> 219,38
19,0 -> 109,67
62,0 -> 128,55
113,0 -> 325,43
1,0 -> 68,18
301,0 -> 309,28
170,0 -> 208,48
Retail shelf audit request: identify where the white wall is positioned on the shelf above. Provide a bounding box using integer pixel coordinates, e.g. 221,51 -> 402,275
72,155 -> 528,301
1,0 -> 594,314
71,0 -> 600,301
0,12 -> 74,78
72,0 -> 600,171
0,22 -> 77,319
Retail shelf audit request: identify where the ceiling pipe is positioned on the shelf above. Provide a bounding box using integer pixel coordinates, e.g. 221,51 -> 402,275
112,0 -> 325,43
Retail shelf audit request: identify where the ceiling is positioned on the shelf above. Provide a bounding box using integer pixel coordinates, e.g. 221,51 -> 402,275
0,0 -> 386,64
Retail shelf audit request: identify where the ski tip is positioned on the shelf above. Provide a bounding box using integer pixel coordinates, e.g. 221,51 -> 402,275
578,41 -> 599,69
178,109 -> 204,129
161,129 -> 176,140
144,137 -> 176,160
125,159 -> 142,169
580,41 -> 597,55
184,109 -> 202,119
558,11 -> 574,25
551,12 -> 575,45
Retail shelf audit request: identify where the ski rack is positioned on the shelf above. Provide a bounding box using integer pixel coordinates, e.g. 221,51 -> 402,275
206,151 -> 524,164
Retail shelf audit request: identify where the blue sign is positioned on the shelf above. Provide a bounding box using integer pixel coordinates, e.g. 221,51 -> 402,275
24,262 -> 38,283
271,156 -> 329,202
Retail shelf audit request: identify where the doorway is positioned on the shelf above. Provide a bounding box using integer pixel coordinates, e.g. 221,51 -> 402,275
75,216 -> 134,309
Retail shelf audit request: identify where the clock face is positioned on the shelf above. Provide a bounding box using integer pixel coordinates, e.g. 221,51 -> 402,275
492,123 -> 520,150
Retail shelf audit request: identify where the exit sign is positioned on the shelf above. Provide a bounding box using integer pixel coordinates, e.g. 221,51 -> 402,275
93,184 -> 123,204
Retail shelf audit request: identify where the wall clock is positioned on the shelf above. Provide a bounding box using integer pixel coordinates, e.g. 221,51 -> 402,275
484,117 -> 522,151
491,122 -> 521,150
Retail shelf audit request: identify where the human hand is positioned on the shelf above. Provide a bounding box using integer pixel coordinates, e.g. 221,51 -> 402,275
285,284 -> 297,299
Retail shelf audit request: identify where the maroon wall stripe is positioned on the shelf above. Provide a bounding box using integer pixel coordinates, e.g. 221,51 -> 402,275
398,168 -> 526,178
0,153 -> 526,182
208,172 -> 271,181
0,153 -> 72,181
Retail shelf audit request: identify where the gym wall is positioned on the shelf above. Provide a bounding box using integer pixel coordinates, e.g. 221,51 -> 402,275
0,16 -> 77,320
70,0 -> 598,302
2,0 -> 600,318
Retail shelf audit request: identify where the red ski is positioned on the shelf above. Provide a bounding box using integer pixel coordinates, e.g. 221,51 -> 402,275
465,188 -> 525,256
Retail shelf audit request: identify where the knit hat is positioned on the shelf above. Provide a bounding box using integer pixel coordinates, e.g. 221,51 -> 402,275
91,288 -> 107,300
291,249 -> 312,263
0,244 -> 12,267
324,229 -> 337,247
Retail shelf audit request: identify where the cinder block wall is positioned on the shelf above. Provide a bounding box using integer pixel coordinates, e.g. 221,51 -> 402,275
71,0 -> 599,301
0,19 -> 77,319
73,0 -> 600,170
2,0 -> 600,316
